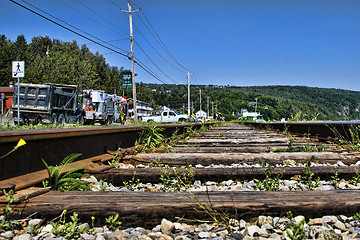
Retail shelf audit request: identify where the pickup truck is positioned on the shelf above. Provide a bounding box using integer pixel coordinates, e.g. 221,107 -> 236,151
142,111 -> 190,123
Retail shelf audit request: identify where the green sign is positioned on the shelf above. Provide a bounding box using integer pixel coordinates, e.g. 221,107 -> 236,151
122,71 -> 132,88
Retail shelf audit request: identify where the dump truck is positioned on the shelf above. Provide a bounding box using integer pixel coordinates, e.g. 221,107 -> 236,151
12,83 -> 81,124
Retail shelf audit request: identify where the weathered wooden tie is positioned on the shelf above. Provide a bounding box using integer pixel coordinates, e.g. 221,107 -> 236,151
95,166 -> 360,184
123,152 -> 359,166
7,190 -> 360,228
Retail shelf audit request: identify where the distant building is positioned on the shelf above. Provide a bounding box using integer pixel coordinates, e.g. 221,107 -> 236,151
195,110 -> 207,118
240,111 -> 263,122
0,86 -> 14,115
127,98 -> 154,119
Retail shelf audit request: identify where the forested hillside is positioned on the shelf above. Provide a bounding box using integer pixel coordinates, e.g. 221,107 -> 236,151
1,35 -> 360,121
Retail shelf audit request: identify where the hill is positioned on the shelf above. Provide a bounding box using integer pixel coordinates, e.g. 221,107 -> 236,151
144,84 -> 360,121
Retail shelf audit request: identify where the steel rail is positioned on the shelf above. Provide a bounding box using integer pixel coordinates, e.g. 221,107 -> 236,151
244,121 -> 360,141
0,123 -> 211,180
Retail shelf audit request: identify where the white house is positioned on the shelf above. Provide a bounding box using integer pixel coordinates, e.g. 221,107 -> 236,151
195,110 -> 207,118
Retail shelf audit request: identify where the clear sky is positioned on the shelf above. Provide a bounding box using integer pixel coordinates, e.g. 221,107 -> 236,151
1,0 -> 360,91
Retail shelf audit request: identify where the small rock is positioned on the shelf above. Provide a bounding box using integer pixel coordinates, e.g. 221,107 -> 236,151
174,236 -> 192,240
294,215 -> 305,224
290,175 -> 302,181
80,233 -> 95,240
148,232 -> 173,240
258,216 -> 273,226
336,161 -> 346,166
269,233 -> 282,240
308,218 -> 323,225
107,230 -> 129,239
0,231 -> 14,239
245,225 -> 261,237
195,164 -> 204,168
41,224 -> 53,233
198,232 -> 210,238
334,220 -> 346,230
96,235 -> 106,240
13,234 -> 31,240
283,159 -> 297,165
216,229 -> 229,237
261,224 -> 273,231
317,231 -> 342,240
77,223 -> 89,230
318,185 -> 336,190
322,215 -> 338,224
28,218 -> 42,226
229,232 -> 243,240
224,180 -> 234,186
161,218 -> 175,235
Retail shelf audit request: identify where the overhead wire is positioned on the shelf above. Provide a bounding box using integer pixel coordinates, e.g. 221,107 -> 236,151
132,22 -> 186,74
57,0 -> 128,38
121,10 -> 175,84
74,0 -> 129,37
131,2 -> 189,72
10,0 -> 130,58
17,0 -> 129,55
11,0 -> 186,85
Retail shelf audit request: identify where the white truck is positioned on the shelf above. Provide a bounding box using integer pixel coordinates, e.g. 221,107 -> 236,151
142,110 -> 190,123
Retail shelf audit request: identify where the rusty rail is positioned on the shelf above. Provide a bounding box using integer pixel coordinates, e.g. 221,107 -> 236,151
0,123 -> 212,180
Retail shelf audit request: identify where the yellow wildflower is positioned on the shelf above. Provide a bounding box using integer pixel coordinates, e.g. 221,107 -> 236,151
15,138 -> 26,149
63,209 -> 67,214
91,216 -> 95,220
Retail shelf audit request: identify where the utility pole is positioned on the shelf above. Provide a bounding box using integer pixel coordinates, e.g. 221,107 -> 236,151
211,101 -> 214,117
187,71 -> 190,117
122,1 -> 139,123
255,98 -> 258,113
207,96 -> 210,118
199,89 -> 202,111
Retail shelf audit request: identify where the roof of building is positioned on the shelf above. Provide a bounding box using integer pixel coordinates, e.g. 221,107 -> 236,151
0,87 -> 14,92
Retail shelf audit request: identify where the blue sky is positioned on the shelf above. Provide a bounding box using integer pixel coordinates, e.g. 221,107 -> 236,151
1,0 -> 360,91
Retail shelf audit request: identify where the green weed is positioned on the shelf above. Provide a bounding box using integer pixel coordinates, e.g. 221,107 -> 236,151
254,164 -> 283,191
42,153 -> 90,191
105,214 -> 122,230
123,171 -> 140,190
302,156 -> 320,190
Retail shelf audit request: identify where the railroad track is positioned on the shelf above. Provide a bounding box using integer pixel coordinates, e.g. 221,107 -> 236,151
1,122 -> 360,238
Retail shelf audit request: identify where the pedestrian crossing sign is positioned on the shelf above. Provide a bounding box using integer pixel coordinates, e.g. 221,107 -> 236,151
12,61 -> 25,78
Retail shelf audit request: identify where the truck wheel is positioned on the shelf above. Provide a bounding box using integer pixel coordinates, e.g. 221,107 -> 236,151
179,118 -> 186,122
65,113 -> 70,123
77,115 -> 84,125
22,116 -> 30,125
51,113 -> 57,125
106,116 -> 113,125
34,117 -> 42,125
58,114 -> 65,125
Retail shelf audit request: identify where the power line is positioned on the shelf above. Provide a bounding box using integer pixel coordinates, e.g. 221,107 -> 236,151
132,22 -> 186,74
74,0 -> 129,37
122,10 -> 178,84
11,0 -> 177,85
57,0 -> 128,38
131,2 -> 189,72
18,0 -> 129,55
134,57 -> 168,85
134,40 -> 177,84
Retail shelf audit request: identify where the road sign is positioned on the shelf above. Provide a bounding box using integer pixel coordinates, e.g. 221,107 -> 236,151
122,71 -> 132,88
0,93 -> 4,100
12,61 -> 25,78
